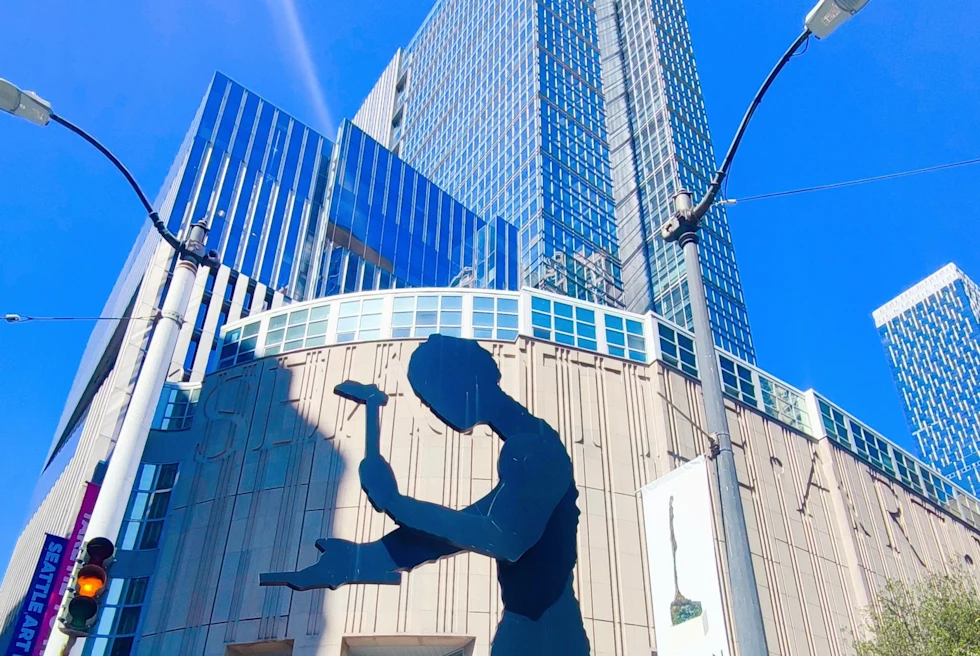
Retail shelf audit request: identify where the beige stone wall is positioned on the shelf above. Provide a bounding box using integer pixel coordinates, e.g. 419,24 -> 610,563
138,338 -> 980,656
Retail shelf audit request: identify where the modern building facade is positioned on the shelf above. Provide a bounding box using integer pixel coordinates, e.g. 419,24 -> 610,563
354,0 -> 756,362
0,72 -> 517,651
78,286 -> 980,656
874,263 -> 980,495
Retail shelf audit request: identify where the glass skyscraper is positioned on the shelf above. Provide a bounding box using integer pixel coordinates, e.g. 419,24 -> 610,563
874,264 -> 980,494
354,0 -> 756,362
316,120 -> 518,298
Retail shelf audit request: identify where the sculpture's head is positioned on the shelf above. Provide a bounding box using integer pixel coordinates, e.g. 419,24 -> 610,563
407,334 -> 502,433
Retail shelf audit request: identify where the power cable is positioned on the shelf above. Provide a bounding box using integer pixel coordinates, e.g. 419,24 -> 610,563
719,156 -> 980,207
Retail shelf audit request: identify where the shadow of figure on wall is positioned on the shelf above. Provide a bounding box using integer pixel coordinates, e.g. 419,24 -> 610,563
260,334 -> 589,655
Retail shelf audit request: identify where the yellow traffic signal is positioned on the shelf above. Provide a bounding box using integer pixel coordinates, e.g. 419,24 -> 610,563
60,537 -> 114,636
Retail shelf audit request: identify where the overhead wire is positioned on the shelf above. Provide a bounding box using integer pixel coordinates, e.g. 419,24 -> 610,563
719,156 -> 980,207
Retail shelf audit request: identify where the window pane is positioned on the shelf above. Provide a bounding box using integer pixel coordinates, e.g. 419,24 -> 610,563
96,607 -> 116,635
441,311 -> 461,326
139,521 -> 163,550
137,466 -> 156,492
497,329 -> 518,341
285,325 -> 306,341
392,311 -> 413,327
269,314 -> 287,330
120,522 -> 139,551
474,328 -> 493,339
115,607 -> 141,635
306,320 -> 328,336
393,297 -> 415,311
392,327 -> 411,338
109,636 -> 134,656
531,312 -> 551,328
575,308 -> 594,323
339,301 -> 360,316
242,322 -> 260,338
305,335 -> 327,348
125,578 -> 148,605
497,313 -> 518,328
441,295 -> 462,310
146,491 -> 171,519
360,314 -> 382,330
531,296 -> 550,312
265,328 -> 285,345
607,330 -> 625,346
128,493 -> 148,521
497,298 -> 518,313
474,296 -> 495,311
359,329 -> 381,340
626,319 -> 644,335
337,317 -> 357,332
417,296 -> 438,311
310,305 -> 330,321
416,311 -> 438,326
105,578 -> 124,605
604,314 -> 624,330
362,298 -> 383,314
288,309 -> 309,326
554,302 -> 573,318
474,312 -> 494,327
555,318 -> 574,334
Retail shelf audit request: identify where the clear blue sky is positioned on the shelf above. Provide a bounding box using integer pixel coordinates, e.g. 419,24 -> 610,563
0,0 -> 977,572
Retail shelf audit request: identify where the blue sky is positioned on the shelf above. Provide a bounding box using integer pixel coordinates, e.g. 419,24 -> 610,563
0,0 -> 977,572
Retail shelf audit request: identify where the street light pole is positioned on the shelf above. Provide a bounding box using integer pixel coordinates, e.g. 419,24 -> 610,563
659,2 -> 871,654
1,78 -> 219,656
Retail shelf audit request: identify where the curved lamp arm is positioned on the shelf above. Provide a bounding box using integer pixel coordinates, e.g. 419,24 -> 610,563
689,29 -> 812,224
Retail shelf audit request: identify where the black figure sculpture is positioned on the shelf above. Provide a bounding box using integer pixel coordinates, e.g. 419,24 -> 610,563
260,335 -> 589,655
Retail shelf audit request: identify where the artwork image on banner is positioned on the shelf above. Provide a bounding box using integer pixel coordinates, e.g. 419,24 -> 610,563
640,456 -> 731,656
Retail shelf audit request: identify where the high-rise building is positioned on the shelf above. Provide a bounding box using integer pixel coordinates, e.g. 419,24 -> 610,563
0,72 -> 516,648
874,263 -> 980,494
354,0 -> 756,362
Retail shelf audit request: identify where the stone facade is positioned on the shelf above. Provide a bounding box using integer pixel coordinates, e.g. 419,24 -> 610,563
136,337 -> 980,656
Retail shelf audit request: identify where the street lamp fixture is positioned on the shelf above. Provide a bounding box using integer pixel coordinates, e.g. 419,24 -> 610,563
806,0 -> 872,39
0,78 -> 52,126
658,1 -> 871,655
2,77 -> 221,656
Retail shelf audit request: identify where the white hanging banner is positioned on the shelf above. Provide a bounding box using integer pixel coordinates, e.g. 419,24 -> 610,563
640,456 -> 731,656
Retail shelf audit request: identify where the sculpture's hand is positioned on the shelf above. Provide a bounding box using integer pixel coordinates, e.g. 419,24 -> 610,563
259,538 -> 398,591
360,456 -> 401,515
334,380 -> 389,406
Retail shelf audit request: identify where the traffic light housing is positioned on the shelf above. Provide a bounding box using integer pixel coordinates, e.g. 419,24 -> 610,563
60,537 -> 114,636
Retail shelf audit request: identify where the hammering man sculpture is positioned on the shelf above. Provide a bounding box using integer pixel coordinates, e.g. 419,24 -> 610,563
260,335 -> 589,655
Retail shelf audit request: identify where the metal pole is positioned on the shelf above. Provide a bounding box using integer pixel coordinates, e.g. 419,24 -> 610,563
675,203 -> 768,655
42,221 -> 210,656
659,32 -> 814,653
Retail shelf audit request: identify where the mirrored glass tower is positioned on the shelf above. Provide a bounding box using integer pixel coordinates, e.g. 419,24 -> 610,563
874,264 -> 980,494
355,0 -> 756,362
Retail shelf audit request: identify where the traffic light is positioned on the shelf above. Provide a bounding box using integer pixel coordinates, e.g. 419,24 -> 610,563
60,537 -> 114,636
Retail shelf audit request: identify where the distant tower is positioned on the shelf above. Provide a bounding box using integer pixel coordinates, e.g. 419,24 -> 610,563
874,263 -> 980,494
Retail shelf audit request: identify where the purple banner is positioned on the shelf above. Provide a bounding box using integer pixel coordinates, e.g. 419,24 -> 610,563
4,534 -> 68,656
33,482 -> 100,656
